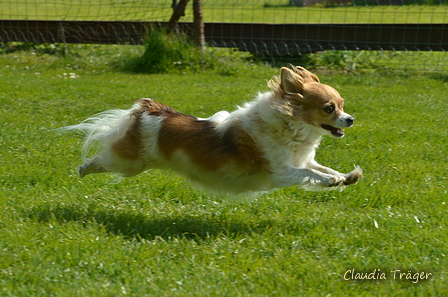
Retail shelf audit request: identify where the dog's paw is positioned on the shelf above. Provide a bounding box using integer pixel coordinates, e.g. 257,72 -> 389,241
343,166 -> 363,185
327,175 -> 346,187
322,175 -> 345,188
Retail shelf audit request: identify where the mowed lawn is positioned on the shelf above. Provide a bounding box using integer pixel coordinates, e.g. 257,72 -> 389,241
0,46 -> 447,296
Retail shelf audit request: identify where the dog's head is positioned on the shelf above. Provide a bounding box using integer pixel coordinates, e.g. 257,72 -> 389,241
271,66 -> 354,138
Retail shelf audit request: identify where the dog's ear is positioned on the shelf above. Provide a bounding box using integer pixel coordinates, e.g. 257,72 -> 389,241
295,66 -> 320,83
280,67 -> 304,94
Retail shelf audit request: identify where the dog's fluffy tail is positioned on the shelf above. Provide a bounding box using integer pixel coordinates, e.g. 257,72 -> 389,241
62,104 -> 139,161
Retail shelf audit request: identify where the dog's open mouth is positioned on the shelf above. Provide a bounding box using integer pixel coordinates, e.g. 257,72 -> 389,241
321,124 -> 345,137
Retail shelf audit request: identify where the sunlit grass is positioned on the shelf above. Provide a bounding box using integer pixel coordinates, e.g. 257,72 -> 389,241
0,45 -> 447,296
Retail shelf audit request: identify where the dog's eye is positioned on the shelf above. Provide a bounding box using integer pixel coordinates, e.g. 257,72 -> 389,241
324,105 -> 335,114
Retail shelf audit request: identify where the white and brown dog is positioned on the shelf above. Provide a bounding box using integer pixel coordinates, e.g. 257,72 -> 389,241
66,66 -> 362,194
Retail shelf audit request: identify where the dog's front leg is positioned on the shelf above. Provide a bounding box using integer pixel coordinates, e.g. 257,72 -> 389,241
270,165 -> 346,190
307,161 -> 343,177
307,161 -> 363,186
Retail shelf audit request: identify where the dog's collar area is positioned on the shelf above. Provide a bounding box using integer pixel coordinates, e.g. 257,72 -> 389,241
321,124 -> 344,137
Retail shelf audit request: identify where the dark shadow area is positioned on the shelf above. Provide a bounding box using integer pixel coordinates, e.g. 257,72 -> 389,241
429,73 -> 448,83
24,204 -> 266,241
0,42 -> 67,55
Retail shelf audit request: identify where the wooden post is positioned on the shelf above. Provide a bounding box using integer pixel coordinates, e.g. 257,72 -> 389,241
168,0 -> 190,34
193,0 -> 205,52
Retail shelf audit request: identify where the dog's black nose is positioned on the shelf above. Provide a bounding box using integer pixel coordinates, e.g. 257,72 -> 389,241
346,117 -> 354,126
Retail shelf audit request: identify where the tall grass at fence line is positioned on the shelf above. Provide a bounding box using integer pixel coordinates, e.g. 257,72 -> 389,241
2,41 -> 447,73
299,50 -> 448,72
121,29 -> 259,75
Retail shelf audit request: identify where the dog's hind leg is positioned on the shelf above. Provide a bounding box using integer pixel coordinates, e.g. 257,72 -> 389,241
79,157 -> 109,178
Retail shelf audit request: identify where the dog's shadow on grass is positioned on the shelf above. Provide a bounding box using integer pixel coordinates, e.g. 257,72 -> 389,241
26,204 -> 260,241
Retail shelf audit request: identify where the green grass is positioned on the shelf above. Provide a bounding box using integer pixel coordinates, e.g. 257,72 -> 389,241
204,5 -> 448,23
0,45 -> 447,296
305,50 -> 448,72
1,0 -> 447,23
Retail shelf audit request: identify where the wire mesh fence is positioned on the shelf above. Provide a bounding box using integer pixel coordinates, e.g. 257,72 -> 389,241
1,0 -> 447,71
1,0 -> 448,23
0,0 -> 172,21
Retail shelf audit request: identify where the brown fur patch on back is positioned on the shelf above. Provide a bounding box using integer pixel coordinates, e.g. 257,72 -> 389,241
111,98 -> 269,173
132,98 -> 176,117
111,116 -> 142,160
158,111 -> 270,174
111,98 -> 171,160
